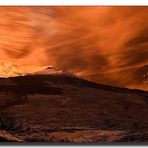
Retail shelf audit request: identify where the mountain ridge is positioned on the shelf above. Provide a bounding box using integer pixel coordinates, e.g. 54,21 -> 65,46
0,65 -> 148,142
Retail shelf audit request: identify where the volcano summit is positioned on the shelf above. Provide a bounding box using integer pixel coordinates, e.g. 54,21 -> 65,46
0,66 -> 148,142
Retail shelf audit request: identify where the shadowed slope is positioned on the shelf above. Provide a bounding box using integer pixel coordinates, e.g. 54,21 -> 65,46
0,69 -> 147,142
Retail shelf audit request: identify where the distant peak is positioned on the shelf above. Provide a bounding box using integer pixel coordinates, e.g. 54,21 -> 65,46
46,66 -> 61,71
31,65 -> 64,76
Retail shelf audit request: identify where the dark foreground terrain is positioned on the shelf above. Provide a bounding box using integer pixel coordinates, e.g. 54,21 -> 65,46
0,72 -> 148,143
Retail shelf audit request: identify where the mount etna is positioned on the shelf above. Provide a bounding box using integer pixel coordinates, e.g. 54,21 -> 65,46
0,66 -> 148,143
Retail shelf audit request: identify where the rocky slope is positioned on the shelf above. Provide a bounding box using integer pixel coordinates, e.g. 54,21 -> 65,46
0,67 -> 148,143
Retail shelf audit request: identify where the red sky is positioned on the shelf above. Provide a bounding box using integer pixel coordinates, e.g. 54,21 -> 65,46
0,7 -> 147,90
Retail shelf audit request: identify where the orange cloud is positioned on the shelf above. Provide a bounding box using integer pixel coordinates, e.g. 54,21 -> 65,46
0,6 -> 147,90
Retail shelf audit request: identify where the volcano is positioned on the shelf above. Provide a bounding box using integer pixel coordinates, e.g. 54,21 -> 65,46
31,66 -> 64,76
0,66 -> 148,143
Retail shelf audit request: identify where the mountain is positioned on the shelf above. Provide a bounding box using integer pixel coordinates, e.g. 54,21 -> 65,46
32,66 -> 63,75
0,66 -> 148,143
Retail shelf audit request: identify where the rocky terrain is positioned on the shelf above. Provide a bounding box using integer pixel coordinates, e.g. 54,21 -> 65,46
0,67 -> 148,143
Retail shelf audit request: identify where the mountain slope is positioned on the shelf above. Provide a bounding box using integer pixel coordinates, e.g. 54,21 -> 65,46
0,67 -> 148,142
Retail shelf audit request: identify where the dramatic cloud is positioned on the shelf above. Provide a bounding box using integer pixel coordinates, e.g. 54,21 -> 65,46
0,6 -> 147,90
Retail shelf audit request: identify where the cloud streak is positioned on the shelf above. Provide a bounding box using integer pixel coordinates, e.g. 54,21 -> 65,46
0,6 -> 147,90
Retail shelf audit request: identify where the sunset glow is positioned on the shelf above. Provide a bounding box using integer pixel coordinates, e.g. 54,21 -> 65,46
0,6 -> 148,143
0,7 -> 147,90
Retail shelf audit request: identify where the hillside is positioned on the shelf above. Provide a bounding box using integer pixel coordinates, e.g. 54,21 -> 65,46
0,69 -> 148,143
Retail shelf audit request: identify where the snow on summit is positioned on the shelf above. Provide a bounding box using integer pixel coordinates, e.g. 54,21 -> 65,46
32,66 -> 64,75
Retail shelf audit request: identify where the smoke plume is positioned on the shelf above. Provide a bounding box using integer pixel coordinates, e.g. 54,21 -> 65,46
0,6 -> 147,90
